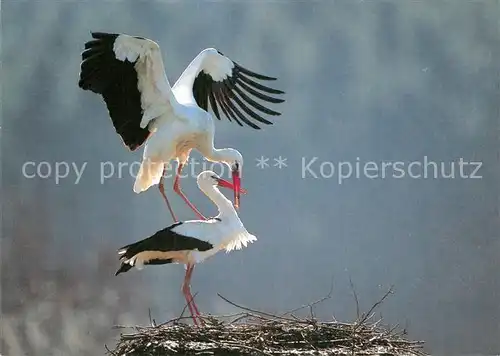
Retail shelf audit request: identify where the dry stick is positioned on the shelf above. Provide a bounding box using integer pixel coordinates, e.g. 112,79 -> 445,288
282,275 -> 335,317
384,322 -> 400,336
309,304 -> 315,320
300,331 -> 318,351
208,338 -> 272,356
158,307 -> 206,327
359,312 -> 377,327
402,318 -> 410,336
369,317 -> 384,330
148,307 -> 156,327
348,284 -> 394,356
217,293 -> 298,323
178,291 -> 200,322
348,277 -> 361,320
158,315 -> 194,327
112,324 -> 135,329
355,286 -> 394,329
230,312 -> 256,324
104,344 -> 117,356
350,327 -> 357,356
218,293 -> 358,336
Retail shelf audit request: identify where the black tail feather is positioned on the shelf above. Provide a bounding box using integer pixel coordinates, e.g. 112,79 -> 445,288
115,262 -> 133,276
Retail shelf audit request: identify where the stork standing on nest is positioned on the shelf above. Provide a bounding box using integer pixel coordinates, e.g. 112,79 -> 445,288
115,170 -> 256,326
78,32 -> 285,222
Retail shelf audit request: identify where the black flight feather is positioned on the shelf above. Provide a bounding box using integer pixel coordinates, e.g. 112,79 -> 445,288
78,32 -> 150,151
192,57 -> 285,130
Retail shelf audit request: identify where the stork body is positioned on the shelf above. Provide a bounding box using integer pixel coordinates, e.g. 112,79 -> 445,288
115,171 -> 255,325
78,32 -> 285,221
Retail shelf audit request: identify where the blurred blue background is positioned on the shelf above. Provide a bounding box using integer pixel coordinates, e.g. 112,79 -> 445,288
2,1 -> 499,355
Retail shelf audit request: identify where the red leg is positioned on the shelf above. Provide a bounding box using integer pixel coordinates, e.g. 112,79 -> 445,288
185,265 -> 202,319
182,264 -> 199,326
173,163 -> 207,220
158,166 -> 178,222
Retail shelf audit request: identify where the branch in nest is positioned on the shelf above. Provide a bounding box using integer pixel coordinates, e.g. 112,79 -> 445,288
355,285 -> 394,329
282,274 -> 335,318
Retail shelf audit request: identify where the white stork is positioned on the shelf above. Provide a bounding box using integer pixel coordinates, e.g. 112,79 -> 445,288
78,32 -> 285,222
115,170 -> 255,326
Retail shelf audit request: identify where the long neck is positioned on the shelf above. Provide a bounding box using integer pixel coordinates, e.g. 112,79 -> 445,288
203,147 -> 228,164
194,121 -> 235,165
201,185 -> 235,217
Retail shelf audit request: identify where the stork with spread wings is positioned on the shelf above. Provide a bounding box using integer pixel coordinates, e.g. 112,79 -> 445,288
78,32 -> 285,222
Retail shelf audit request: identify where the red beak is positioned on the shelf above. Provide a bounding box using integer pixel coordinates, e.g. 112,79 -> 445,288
216,175 -> 246,208
232,167 -> 242,209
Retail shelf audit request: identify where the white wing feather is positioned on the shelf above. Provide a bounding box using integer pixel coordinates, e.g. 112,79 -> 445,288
113,35 -> 177,128
172,219 -> 257,253
171,219 -> 223,244
172,48 -> 234,106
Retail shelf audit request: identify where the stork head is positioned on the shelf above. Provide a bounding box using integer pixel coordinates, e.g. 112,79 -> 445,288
197,171 -> 246,202
218,149 -> 243,209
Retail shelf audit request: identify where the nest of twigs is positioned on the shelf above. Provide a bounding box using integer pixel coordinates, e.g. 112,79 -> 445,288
108,291 -> 426,356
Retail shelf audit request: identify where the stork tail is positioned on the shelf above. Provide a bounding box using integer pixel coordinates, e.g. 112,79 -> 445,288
133,160 -> 165,193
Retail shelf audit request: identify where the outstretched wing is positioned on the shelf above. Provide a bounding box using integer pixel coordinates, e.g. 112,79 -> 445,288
78,32 -> 174,151
174,48 -> 285,130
